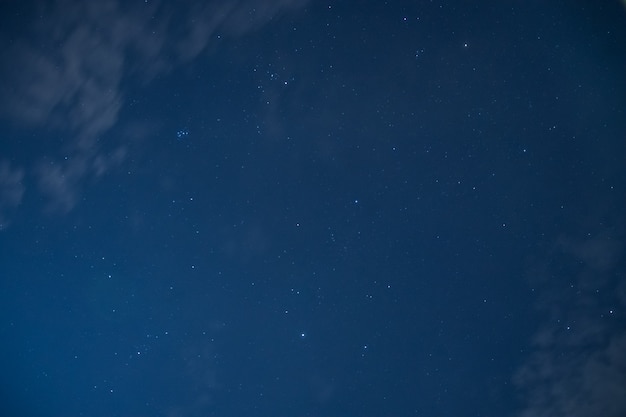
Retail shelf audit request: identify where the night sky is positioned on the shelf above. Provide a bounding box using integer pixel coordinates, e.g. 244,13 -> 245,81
1,1 -> 625,417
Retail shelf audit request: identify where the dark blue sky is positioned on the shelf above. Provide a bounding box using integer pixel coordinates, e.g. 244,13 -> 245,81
1,1 -> 625,416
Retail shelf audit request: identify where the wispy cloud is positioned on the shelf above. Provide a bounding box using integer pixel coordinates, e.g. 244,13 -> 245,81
514,229 -> 626,417
0,0 -> 308,221
0,160 -> 25,230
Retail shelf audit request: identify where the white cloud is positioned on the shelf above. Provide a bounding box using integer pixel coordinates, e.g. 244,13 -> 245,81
514,231 -> 626,417
0,160 -> 25,229
0,0 -> 308,224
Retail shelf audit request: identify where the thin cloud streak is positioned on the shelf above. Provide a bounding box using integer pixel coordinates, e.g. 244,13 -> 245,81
0,160 -> 25,230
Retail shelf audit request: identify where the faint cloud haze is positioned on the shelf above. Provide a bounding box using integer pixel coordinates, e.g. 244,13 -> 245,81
0,0 -> 308,221
0,160 -> 25,229
515,228 -> 626,417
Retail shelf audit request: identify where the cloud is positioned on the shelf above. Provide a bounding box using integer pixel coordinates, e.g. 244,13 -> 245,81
218,0 -> 309,36
514,230 -> 626,417
2,2 -> 125,145
0,0 -> 308,222
36,146 -> 126,214
0,160 -> 25,229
